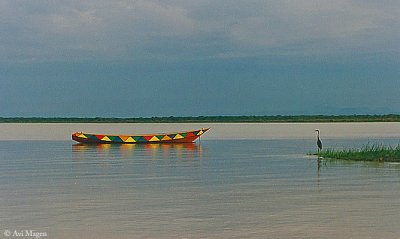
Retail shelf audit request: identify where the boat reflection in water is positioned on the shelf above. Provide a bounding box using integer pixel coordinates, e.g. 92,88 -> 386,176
72,143 -> 203,160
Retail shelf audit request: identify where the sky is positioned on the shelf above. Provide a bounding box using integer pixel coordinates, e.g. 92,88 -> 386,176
1,0 -> 399,117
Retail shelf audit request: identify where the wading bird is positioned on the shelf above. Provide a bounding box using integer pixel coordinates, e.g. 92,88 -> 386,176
315,129 -> 322,153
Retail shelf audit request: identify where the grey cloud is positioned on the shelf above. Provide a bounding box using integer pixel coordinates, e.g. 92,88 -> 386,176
1,0 -> 399,62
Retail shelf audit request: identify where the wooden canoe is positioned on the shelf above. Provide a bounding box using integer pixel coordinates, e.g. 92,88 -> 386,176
72,128 -> 209,144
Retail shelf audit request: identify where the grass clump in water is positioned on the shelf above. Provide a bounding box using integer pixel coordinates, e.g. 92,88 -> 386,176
317,144 -> 400,162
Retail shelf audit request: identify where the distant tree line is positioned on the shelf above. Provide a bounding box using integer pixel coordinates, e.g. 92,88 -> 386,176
1,115 -> 400,123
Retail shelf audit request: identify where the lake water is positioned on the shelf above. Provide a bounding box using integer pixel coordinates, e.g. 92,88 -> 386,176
1,123 -> 400,239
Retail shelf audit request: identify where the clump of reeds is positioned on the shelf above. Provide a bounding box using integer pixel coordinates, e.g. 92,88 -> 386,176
317,143 -> 400,162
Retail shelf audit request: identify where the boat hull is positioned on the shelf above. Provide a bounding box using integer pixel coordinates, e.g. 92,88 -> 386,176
72,128 -> 209,144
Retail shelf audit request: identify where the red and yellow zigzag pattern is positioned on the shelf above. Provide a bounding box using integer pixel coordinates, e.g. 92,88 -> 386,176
72,128 -> 209,144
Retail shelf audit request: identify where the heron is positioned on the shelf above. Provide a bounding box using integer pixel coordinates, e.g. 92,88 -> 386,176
315,129 -> 322,153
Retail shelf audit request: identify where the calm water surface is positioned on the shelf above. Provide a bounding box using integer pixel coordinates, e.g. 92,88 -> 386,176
1,136 -> 400,238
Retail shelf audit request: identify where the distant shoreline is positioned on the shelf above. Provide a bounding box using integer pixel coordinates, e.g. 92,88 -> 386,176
1,115 -> 400,123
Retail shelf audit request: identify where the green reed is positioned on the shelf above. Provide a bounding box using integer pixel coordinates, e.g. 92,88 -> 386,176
316,143 -> 400,162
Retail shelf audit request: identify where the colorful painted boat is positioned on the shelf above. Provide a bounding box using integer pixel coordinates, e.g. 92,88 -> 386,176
72,128 -> 209,144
